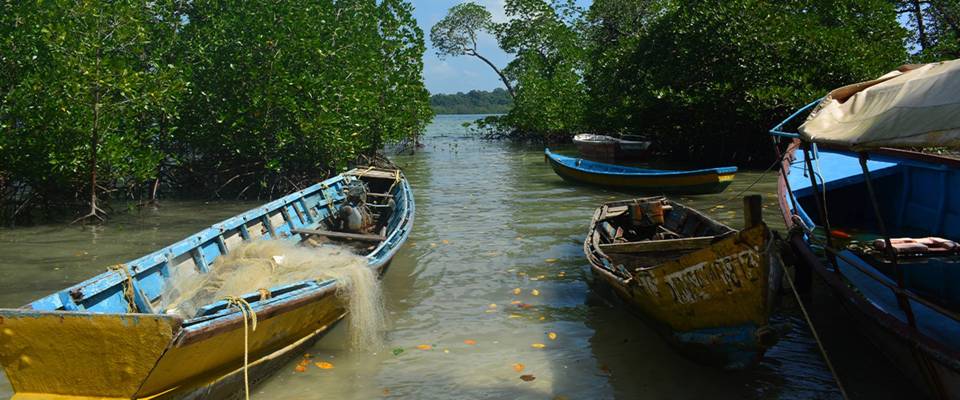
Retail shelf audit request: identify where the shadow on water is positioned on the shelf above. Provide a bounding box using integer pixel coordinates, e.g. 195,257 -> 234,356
0,114 -> 922,399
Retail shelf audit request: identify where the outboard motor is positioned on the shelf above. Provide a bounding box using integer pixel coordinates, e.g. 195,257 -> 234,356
338,179 -> 374,233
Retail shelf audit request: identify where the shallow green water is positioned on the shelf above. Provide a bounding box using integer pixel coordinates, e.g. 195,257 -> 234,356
0,115 -> 918,399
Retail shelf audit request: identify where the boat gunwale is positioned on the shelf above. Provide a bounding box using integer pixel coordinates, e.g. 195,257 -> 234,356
5,168 -> 413,323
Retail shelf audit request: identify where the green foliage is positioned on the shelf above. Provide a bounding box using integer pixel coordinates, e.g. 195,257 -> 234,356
494,0 -> 587,140
429,89 -> 513,114
430,2 -> 494,59
898,0 -> 960,61
584,0 -> 909,164
0,0 -> 186,219
0,0 -> 430,223
180,0 -> 430,194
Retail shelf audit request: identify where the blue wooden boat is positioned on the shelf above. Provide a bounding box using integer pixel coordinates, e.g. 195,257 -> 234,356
545,148 -> 737,194
772,59 -> 960,399
0,167 -> 414,400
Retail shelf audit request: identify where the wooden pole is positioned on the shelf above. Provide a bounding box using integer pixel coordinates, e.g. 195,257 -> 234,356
743,194 -> 763,228
859,153 -> 917,328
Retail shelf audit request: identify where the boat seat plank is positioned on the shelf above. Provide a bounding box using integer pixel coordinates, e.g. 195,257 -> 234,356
599,236 -> 715,254
291,228 -> 385,242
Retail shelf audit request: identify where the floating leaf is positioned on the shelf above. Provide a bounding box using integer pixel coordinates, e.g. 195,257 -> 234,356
539,316 -> 546,321
512,288 -> 521,295
416,344 -> 432,350
429,243 -> 438,248
531,289 -> 540,296
512,363 -> 525,372
509,314 -> 522,318
294,364 -> 307,373
558,271 -> 566,277
383,388 -> 391,396
315,361 -> 334,369
489,303 -> 498,308
441,239 -> 450,244
520,374 -> 536,381
443,349 -> 450,353
485,309 -> 497,313
511,300 -> 522,305
531,343 -> 546,349
464,339 -> 477,345
392,348 -> 404,356
548,332 -> 558,340
517,303 -> 533,309
545,258 -> 558,263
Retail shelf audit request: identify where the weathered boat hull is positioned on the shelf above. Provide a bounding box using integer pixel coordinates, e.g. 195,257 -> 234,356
0,167 -> 414,400
547,149 -> 736,194
777,141 -> 960,399
584,200 -> 780,369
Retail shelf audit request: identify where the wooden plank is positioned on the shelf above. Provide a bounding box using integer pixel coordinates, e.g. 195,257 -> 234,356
291,228 -> 384,242
599,236 -> 715,254
743,194 -> 763,228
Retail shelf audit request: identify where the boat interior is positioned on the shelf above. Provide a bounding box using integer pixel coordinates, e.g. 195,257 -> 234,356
786,147 -> 960,349
592,197 -> 735,270
20,168 -> 411,324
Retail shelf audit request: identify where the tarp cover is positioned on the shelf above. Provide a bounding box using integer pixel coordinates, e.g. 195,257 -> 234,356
799,59 -> 960,150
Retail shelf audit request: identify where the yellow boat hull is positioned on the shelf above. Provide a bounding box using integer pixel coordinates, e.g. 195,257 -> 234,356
1,283 -> 345,400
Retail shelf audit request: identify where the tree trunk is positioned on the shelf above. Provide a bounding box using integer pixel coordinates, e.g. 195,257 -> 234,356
471,51 -> 516,98
913,0 -> 930,52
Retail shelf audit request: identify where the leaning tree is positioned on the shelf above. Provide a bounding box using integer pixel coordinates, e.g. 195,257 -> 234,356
430,2 -> 514,97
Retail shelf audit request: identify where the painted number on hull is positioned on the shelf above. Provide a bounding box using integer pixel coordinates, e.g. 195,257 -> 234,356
652,247 -> 761,305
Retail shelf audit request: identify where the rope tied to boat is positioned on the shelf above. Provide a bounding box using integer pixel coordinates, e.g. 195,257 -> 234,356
354,166 -> 376,179
773,234 -> 850,400
224,296 -> 258,400
710,150 -> 786,209
107,264 -> 139,313
385,169 -> 402,196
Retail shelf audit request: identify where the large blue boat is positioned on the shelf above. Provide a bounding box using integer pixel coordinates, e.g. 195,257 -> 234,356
773,60 -> 960,399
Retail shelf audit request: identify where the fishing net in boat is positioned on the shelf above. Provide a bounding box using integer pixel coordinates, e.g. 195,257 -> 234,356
160,240 -> 385,349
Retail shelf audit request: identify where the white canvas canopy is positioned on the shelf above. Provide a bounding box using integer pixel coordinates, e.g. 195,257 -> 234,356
799,59 -> 960,150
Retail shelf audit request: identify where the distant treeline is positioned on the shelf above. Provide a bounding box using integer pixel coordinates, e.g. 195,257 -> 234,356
429,88 -> 513,114
0,0 -> 431,224
432,0 -> 959,166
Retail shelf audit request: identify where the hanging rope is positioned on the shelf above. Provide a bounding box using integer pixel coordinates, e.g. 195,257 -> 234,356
108,264 -> 139,313
224,296 -> 258,400
385,169 -> 402,195
773,242 -> 850,400
710,152 -> 785,209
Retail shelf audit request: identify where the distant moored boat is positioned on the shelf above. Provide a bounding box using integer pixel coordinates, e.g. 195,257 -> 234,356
545,148 -> 737,194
